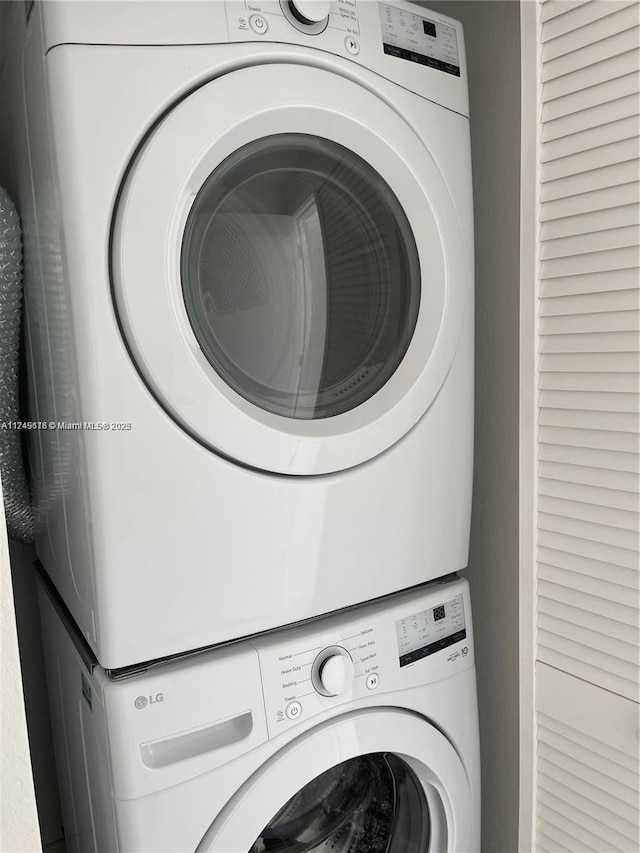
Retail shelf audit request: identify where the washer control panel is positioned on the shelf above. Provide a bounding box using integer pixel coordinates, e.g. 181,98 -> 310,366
396,593 -> 466,667
250,575 -> 473,738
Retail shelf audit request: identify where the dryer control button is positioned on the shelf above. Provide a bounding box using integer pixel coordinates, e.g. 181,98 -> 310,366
344,36 -> 360,55
285,701 -> 302,720
249,14 -> 269,34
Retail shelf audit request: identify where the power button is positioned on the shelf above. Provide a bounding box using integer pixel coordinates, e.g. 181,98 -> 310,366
286,701 -> 302,720
250,14 -> 269,34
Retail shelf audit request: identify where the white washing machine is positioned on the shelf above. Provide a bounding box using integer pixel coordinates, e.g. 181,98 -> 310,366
38,572 -> 480,852
6,0 -> 474,667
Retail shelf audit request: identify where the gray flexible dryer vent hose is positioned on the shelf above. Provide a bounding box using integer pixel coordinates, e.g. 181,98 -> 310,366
0,187 -> 34,544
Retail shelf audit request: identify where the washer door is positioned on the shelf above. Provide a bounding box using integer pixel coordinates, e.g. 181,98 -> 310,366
113,64 -> 467,475
196,710 -> 473,852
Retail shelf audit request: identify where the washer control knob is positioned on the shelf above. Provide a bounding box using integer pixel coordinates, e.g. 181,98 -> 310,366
290,0 -> 331,24
312,647 -> 354,697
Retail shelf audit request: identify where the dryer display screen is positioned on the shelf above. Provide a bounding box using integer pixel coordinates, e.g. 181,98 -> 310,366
396,594 -> 466,667
379,3 -> 460,77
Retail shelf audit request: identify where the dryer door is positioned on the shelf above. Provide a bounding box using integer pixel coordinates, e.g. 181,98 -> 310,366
196,710 -> 474,852
113,63 -> 468,475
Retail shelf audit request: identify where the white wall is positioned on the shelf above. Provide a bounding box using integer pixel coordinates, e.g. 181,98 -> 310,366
0,490 -> 42,852
418,3 -> 522,851
9,542 -> 64,849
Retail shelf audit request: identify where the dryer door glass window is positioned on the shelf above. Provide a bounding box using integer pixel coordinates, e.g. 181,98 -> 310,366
181,134 -> 421,420
247,752 -> 430,852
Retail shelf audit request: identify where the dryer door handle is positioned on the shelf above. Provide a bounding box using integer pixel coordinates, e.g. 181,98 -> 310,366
140,710 -> 253,769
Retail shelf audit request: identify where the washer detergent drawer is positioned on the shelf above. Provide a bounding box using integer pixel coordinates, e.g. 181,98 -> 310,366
102,643 -> 268,799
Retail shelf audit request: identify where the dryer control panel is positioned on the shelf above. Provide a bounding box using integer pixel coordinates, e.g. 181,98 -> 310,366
38,1 -> 468,117
250,575 -> 473,738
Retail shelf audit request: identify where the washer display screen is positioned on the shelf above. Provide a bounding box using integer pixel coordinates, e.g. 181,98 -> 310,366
396,595 -> 466,667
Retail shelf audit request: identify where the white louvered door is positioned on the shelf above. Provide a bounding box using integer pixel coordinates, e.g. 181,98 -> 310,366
533,1 -> 640,851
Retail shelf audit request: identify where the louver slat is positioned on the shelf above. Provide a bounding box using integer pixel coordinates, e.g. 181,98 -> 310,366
542,26 -> 640,82
538,597 -> 638,645
538,442 -> 640,473
542,95 -> 640,142
542,117 -> 640,163
538,389 -> 639,413
538,351 -> 640,372
538,562 -> 639,606
540,224 -> 640,259
538,773 -> 639,843
538,542 -> 638,588
538,476 -> 639,511
538,495 -> 639,535
537,791 -> 637,851
539,459 -> 639,491
538,710 -> 639,773
540,1 -> 588,25
541,183 -> 640,223
538,425 -> 639,454
539,267 -> 640,296
539,408 -> 638,434
540,309 -> 640,333
541,161 -> 640,201
539,370 -> 640,392
539,754 -> 640,827
538,726 -> 640,793
542,2 -> 635,42
543,48 -> 640,102
543,141 -> 640,185
538,529 -> 639,569
538,511 -> 639,549
538,331 -> 640,353
542,4 -> 640,62
538,612 -> 638,666
539,288 -> 639,315
542,72 -> 640,123
540,249 -> 640,280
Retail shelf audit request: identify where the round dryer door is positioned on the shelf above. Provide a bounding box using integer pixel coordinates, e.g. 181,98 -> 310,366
112,64 -> 467,475
195,710 -> 474,852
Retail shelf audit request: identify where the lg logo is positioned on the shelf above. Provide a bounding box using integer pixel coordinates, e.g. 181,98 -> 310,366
134,693 -> 164,710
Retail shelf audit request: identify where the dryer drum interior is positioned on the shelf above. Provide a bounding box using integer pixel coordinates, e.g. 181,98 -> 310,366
249,752 -> 430,852
181,134 -> 421,420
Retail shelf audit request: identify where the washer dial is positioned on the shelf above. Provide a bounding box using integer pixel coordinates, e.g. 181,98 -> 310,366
312,646 -> 355,697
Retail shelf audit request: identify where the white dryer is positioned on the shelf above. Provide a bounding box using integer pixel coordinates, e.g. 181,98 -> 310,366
39,573 -> 480,852
10,0 -> 474,667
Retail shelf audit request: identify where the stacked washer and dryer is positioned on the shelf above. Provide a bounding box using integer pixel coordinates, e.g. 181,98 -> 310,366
2,0 -> 479,849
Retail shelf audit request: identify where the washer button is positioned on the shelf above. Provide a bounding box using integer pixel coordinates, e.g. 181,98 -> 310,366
250,14 -> 269,34
366,673 -> 380,690
344,36 -> 360,55
286,700 -> 302,720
